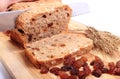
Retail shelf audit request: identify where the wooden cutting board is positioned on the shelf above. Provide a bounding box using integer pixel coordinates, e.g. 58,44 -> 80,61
0,20 -> 120,79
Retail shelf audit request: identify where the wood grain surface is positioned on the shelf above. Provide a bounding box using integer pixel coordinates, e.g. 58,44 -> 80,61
0,21 -> 120,79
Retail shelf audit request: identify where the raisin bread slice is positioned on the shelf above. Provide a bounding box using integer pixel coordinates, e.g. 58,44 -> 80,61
10,2 -> 72,46
25,33 -> 93,68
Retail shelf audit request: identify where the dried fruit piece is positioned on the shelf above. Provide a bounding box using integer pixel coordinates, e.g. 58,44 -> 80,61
70,67 -> 79,75
68,75 -> 77,79
108,62 -> 115,74
101,68 -> 109,73
61,65 -> 73,71
50,67 -> 60,75
93,56 -> 104,70
58,71 -> 69,79
40,66 -> 49,74
83,65 -> 91,76
64,55 -> 75,66
73,57 -> 87,69
116,60 -> 120,68
92,69 -> 102,77
113,68 -> 120,76
78,71 -> 85,79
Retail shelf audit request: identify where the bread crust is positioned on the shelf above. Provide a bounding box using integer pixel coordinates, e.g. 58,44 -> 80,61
10,29 -> 27,46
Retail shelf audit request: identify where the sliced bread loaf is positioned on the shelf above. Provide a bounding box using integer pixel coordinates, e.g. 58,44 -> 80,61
25,33 -> 93,68
10,2 -> 72,46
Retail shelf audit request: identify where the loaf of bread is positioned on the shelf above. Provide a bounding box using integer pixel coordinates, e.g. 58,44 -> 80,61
10,1 -> 72,46
25,33 -> 93,68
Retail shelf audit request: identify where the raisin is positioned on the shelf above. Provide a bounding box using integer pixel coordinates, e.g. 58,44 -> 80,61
108,62 -> 115,74
116,60 -> 120,68
61,65 -> 73,71
92,69 -> 102,77
50,67 -> 60,75
113,68 -> 120,75
64,55 -> 75,66
79,76 -> 85,79
101,68 -> 109,73
58,71 -> 69,79
78,71 -> 85,79
68,75 -> 77,79
93,62 -> 104,70
70,67 -> 79,75
73,57 -> 87,69
83,65 -> 91,76
40,66 -> 49,74
93,56 -> 104,70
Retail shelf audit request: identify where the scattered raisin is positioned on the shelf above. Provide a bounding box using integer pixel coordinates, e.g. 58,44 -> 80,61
83,65 -> 91,76
92,69 -> 102,77
113,68 -> 120,75
108,62 -> 115,74
50,67 -> 60,75
73,57 -> 87,69
58,71 -> 69,79
40,66 -> 49,74
101,68 -> 109,73
68,75 -> 77,79
64,55 -> 75,66
93,56 -> 104,70
78,71 -> 85,79
61,65 -> 73,71
116,60 -> 120,68
70,67 -> 79,75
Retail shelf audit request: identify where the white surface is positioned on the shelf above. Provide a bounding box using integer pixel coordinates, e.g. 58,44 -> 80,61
0,0 -> 120,79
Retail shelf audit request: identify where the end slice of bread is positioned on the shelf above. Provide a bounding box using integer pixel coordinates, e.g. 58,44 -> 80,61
25,33 -> 93,68
10,2 -> 72,47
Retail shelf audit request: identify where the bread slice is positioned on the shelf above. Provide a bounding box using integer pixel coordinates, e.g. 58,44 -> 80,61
10,2 -> 72,46
25,33 -> 93,68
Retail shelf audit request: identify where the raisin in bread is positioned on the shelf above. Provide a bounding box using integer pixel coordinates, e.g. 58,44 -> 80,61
10,2 -> 72,46
25,33 -> 93,68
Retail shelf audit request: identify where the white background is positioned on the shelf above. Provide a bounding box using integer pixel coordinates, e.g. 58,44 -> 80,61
0,0 -> 120,79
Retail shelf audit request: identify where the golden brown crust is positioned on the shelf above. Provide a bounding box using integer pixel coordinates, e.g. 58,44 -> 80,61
25,48 -> 41,68
10,29 -> 27,47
